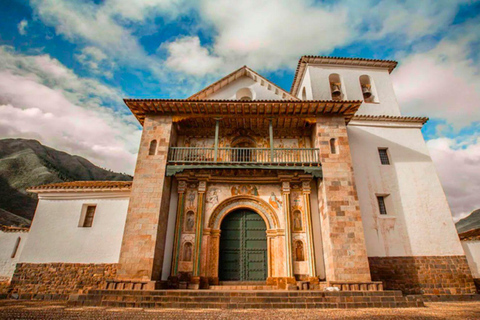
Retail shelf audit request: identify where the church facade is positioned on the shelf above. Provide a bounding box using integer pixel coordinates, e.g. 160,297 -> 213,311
4,56 -> 476,296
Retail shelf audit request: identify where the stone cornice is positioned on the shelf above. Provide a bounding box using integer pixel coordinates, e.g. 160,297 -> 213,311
348,115 -> 428,128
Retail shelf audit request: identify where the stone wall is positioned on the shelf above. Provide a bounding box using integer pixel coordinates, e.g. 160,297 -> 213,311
313,116 -> 371,282
9,263 -> 117,299
117,115 -> 175,281
369,256 -> 476,294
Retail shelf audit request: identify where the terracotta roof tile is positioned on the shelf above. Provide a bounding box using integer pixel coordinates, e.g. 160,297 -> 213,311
27,181 -> 132,192
0,225 -> 29,233
459,228 -> 480,241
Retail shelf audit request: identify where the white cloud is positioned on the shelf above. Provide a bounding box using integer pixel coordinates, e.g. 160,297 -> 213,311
427,137 -> 480,221
17,19 -> 28,35
163,0 -> 350,75
163,36 -> 222,76
393,31 -> 480,128
29,0 -> 166,77
162,0 -> 469,76
0,46 -> 141,174
343,0 -> 466,42
75,46 -> 115,78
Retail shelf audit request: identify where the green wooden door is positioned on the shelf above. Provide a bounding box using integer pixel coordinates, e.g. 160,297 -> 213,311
219,209 -> 267,281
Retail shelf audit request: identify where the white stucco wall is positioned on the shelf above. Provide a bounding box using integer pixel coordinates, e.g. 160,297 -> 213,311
207,76 -> 284,100
462,241 -> 480,278
348,121 -> 464,257
19,192 -> 129,264
161,180 -> 178,281
0,231 -> 28,281
302,65 -> 401,116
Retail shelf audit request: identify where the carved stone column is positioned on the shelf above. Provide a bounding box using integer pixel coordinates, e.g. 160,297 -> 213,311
281,181 -> 294,278
302,179 -> 317,278
170,180 -> 187,277
192,180 -> 207,285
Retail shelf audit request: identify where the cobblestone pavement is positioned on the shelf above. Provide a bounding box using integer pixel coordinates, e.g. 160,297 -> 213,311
0,300 -> 480,319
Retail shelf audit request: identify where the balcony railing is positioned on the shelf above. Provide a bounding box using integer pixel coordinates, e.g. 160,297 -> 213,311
168,147 -> 320,165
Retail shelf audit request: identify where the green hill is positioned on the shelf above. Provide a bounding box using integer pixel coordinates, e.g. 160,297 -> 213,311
456,209 -> 480,234
0,138 -> 132,226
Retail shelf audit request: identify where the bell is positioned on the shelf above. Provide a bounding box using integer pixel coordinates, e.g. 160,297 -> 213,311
331,83 -> 341,98
362,84 -> 372,99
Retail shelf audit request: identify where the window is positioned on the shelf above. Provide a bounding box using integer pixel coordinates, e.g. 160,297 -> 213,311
11,237 -> 21,258
377,196 -> 388,215
148,140 -> 157,155
359,75 -> 379,103
82,205 -> 96,227
329,73 -> 345,100
378,148 -> 390,165
330,138 -> 337,154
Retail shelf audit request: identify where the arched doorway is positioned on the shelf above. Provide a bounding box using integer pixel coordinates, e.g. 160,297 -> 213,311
218,209 -> 267,281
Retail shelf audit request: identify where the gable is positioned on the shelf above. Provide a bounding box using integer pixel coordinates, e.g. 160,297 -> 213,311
188,66 -> 298,101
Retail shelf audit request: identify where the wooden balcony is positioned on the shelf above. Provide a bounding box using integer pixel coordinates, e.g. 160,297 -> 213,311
168,147 -> 320,165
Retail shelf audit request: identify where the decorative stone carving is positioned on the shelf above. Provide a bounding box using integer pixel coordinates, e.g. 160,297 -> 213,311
281,181 -> 290,194
185,211 -> 195,232
178,180 -> 187,194
198,181 -> 207,193
231,185 -> 259,196
208,195 -> 279,230
295,241 -> 305,261
293,210 -> 303,232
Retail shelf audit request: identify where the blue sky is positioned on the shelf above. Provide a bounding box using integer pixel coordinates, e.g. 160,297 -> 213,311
0,0 -> 479,220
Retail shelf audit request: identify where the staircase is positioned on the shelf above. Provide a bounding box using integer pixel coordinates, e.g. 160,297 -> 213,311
210,281 -> 276,291
68,289 -> 423,309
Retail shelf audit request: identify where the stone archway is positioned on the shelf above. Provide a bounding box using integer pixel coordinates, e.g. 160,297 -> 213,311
204,195 -> 281,282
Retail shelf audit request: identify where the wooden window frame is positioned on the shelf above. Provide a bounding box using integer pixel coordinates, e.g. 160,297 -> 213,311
79,204 -> 97,228
377,196 -> 388,215
378,148 -> 390,165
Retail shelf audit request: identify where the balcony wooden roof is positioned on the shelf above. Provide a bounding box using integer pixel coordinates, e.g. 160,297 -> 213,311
124,99 -> 362,126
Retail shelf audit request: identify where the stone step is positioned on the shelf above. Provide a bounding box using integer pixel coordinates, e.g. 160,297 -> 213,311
209,285 -> 276,290
68,290 -> 422,309
87,289 -> 403,297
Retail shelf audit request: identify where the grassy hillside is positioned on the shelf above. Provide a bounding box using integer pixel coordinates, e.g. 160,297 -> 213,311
456,209 -> 480,234
0,138 -> 132,226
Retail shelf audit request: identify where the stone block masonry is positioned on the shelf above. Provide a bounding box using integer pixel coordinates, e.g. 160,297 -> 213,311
117,115 -> 175,282
314,116 -> 371,282
369,256 -> 476,294
10,263 -> 117,299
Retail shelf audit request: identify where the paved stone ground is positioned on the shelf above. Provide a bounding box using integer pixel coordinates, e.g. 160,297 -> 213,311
0,300 -> 479,319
